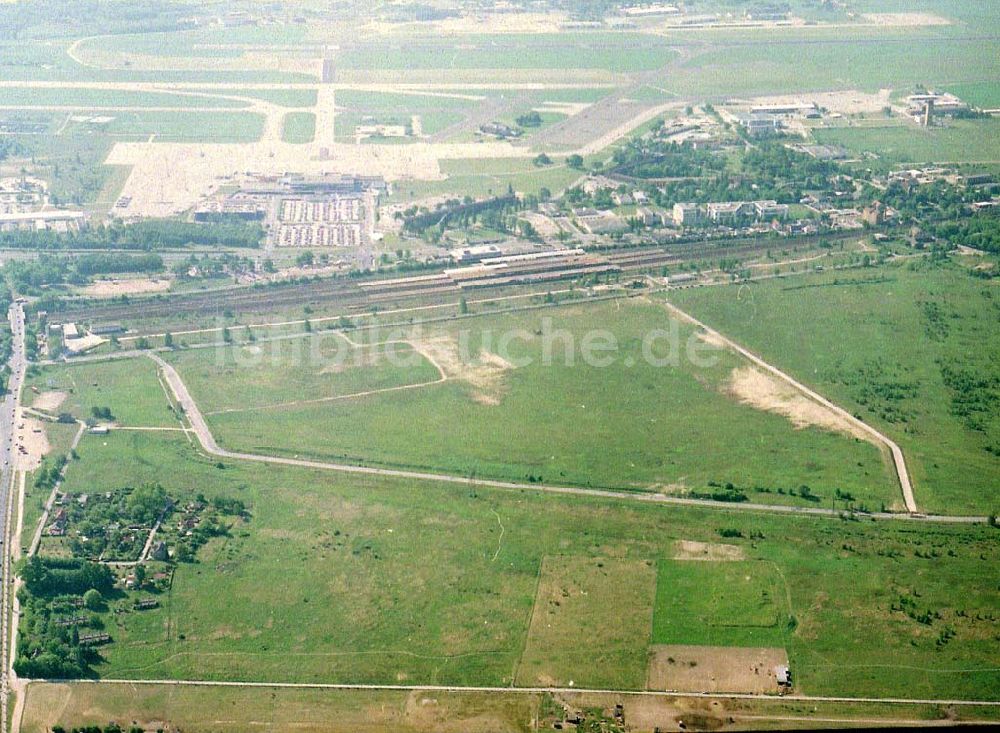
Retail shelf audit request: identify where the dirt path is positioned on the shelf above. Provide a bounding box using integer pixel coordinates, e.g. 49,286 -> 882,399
27,422 -> 86,557
658,299 -> 917,513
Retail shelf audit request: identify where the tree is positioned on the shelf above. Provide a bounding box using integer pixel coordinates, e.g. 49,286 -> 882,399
222,326 -> 232,344
566,154 -> 584,169
303,319 -> 312,333
163,331 -> 173,348
83,588 -> 102,611
533,153 -> 553,167
458,297 -> 468,315
133,564 -> 146,588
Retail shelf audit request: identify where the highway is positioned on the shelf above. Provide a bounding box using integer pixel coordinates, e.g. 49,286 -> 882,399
0,300 -> 26,733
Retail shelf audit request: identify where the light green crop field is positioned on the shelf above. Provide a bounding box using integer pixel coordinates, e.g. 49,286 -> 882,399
39,428 -> 1000,700
668,259 -> 1000,515
814,119 -> 1000,163
177,298 -> 898,510
26,356 -> 178,428
281,111 -> 316,144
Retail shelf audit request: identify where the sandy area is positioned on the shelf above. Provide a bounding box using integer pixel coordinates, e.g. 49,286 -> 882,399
410,334 -> 514,405
81,278 -> 171,297
30,391 -> 67,413
861,12 -> 951,27
16,415 -> 50,472
647,645 -> 788,693
734,89 -> 893,116
63,334 -> 107,354
673,540 -> 745,562
367,12 -> 567,36
106,138 -> 528,218
727,365 -> 872,442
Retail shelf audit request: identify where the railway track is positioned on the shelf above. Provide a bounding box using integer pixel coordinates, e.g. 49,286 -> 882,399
51,234 -> 852,325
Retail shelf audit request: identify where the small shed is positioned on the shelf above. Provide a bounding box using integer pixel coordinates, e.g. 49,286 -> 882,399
776,665 -> 791,686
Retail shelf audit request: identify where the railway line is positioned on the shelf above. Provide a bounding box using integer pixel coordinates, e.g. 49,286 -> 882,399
49,234 -> 852,328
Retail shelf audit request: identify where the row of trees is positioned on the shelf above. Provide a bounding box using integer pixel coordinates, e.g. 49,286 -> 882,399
0,219 -> 264,251
3,253 -> 164,292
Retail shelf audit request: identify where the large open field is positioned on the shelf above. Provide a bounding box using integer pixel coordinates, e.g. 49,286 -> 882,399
814,119 -> 1000,163
21,425 -> 1000,701
164,298 -> 899,511
668,259 -> 1000,515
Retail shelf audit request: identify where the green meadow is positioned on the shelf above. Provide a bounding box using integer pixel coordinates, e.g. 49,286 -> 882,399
169,298 -> 899,510
281,111 -> 316,144
814,119 -> 1000,163
36,428 -> 1000,701
668,259 -> 1000,515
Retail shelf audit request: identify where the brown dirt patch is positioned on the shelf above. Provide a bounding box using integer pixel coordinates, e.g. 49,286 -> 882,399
726,366 -> 872,442
647,645 -> 788,693
81,278 -> 171,297
673,540 -> 746,562
16,414 -> 50,471
30,390 -> 67,413
410,335 -> 513,405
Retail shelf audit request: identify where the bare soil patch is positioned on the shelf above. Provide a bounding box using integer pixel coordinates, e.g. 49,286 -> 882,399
726,366 -> 871,442
647,645 -> 788,693
737,89 -> 893,116
30,390 -> 67,413
16,414 -> 50,471
861,12 -> 950,27
81,278 -> 171,297
410,335 -> 513,405
673,540 -> 745,562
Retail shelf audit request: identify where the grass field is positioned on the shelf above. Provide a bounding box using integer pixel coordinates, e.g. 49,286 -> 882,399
33,427 -> 1000,700
668,37 -> 1000,97
668,259 -> 1000,515
515,556 -> 655,688
20,682 -> 1000,733
281,111 -> 316,144
338,34 -> 679,73
172,299 -> 898,510
944,82 -> 1000,110
58,110 -> 266,143
814,119 -> 1000,163
198,88 -> 319,108
26,357 -> 178,428
165,337 -> 441,414
0,87 -> 250,109
652,560 -> 789,648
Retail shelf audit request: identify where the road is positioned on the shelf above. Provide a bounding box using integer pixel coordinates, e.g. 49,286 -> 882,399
147,353 -> 979,525
69,677 -> 1000,709
0,301 -> 27,733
